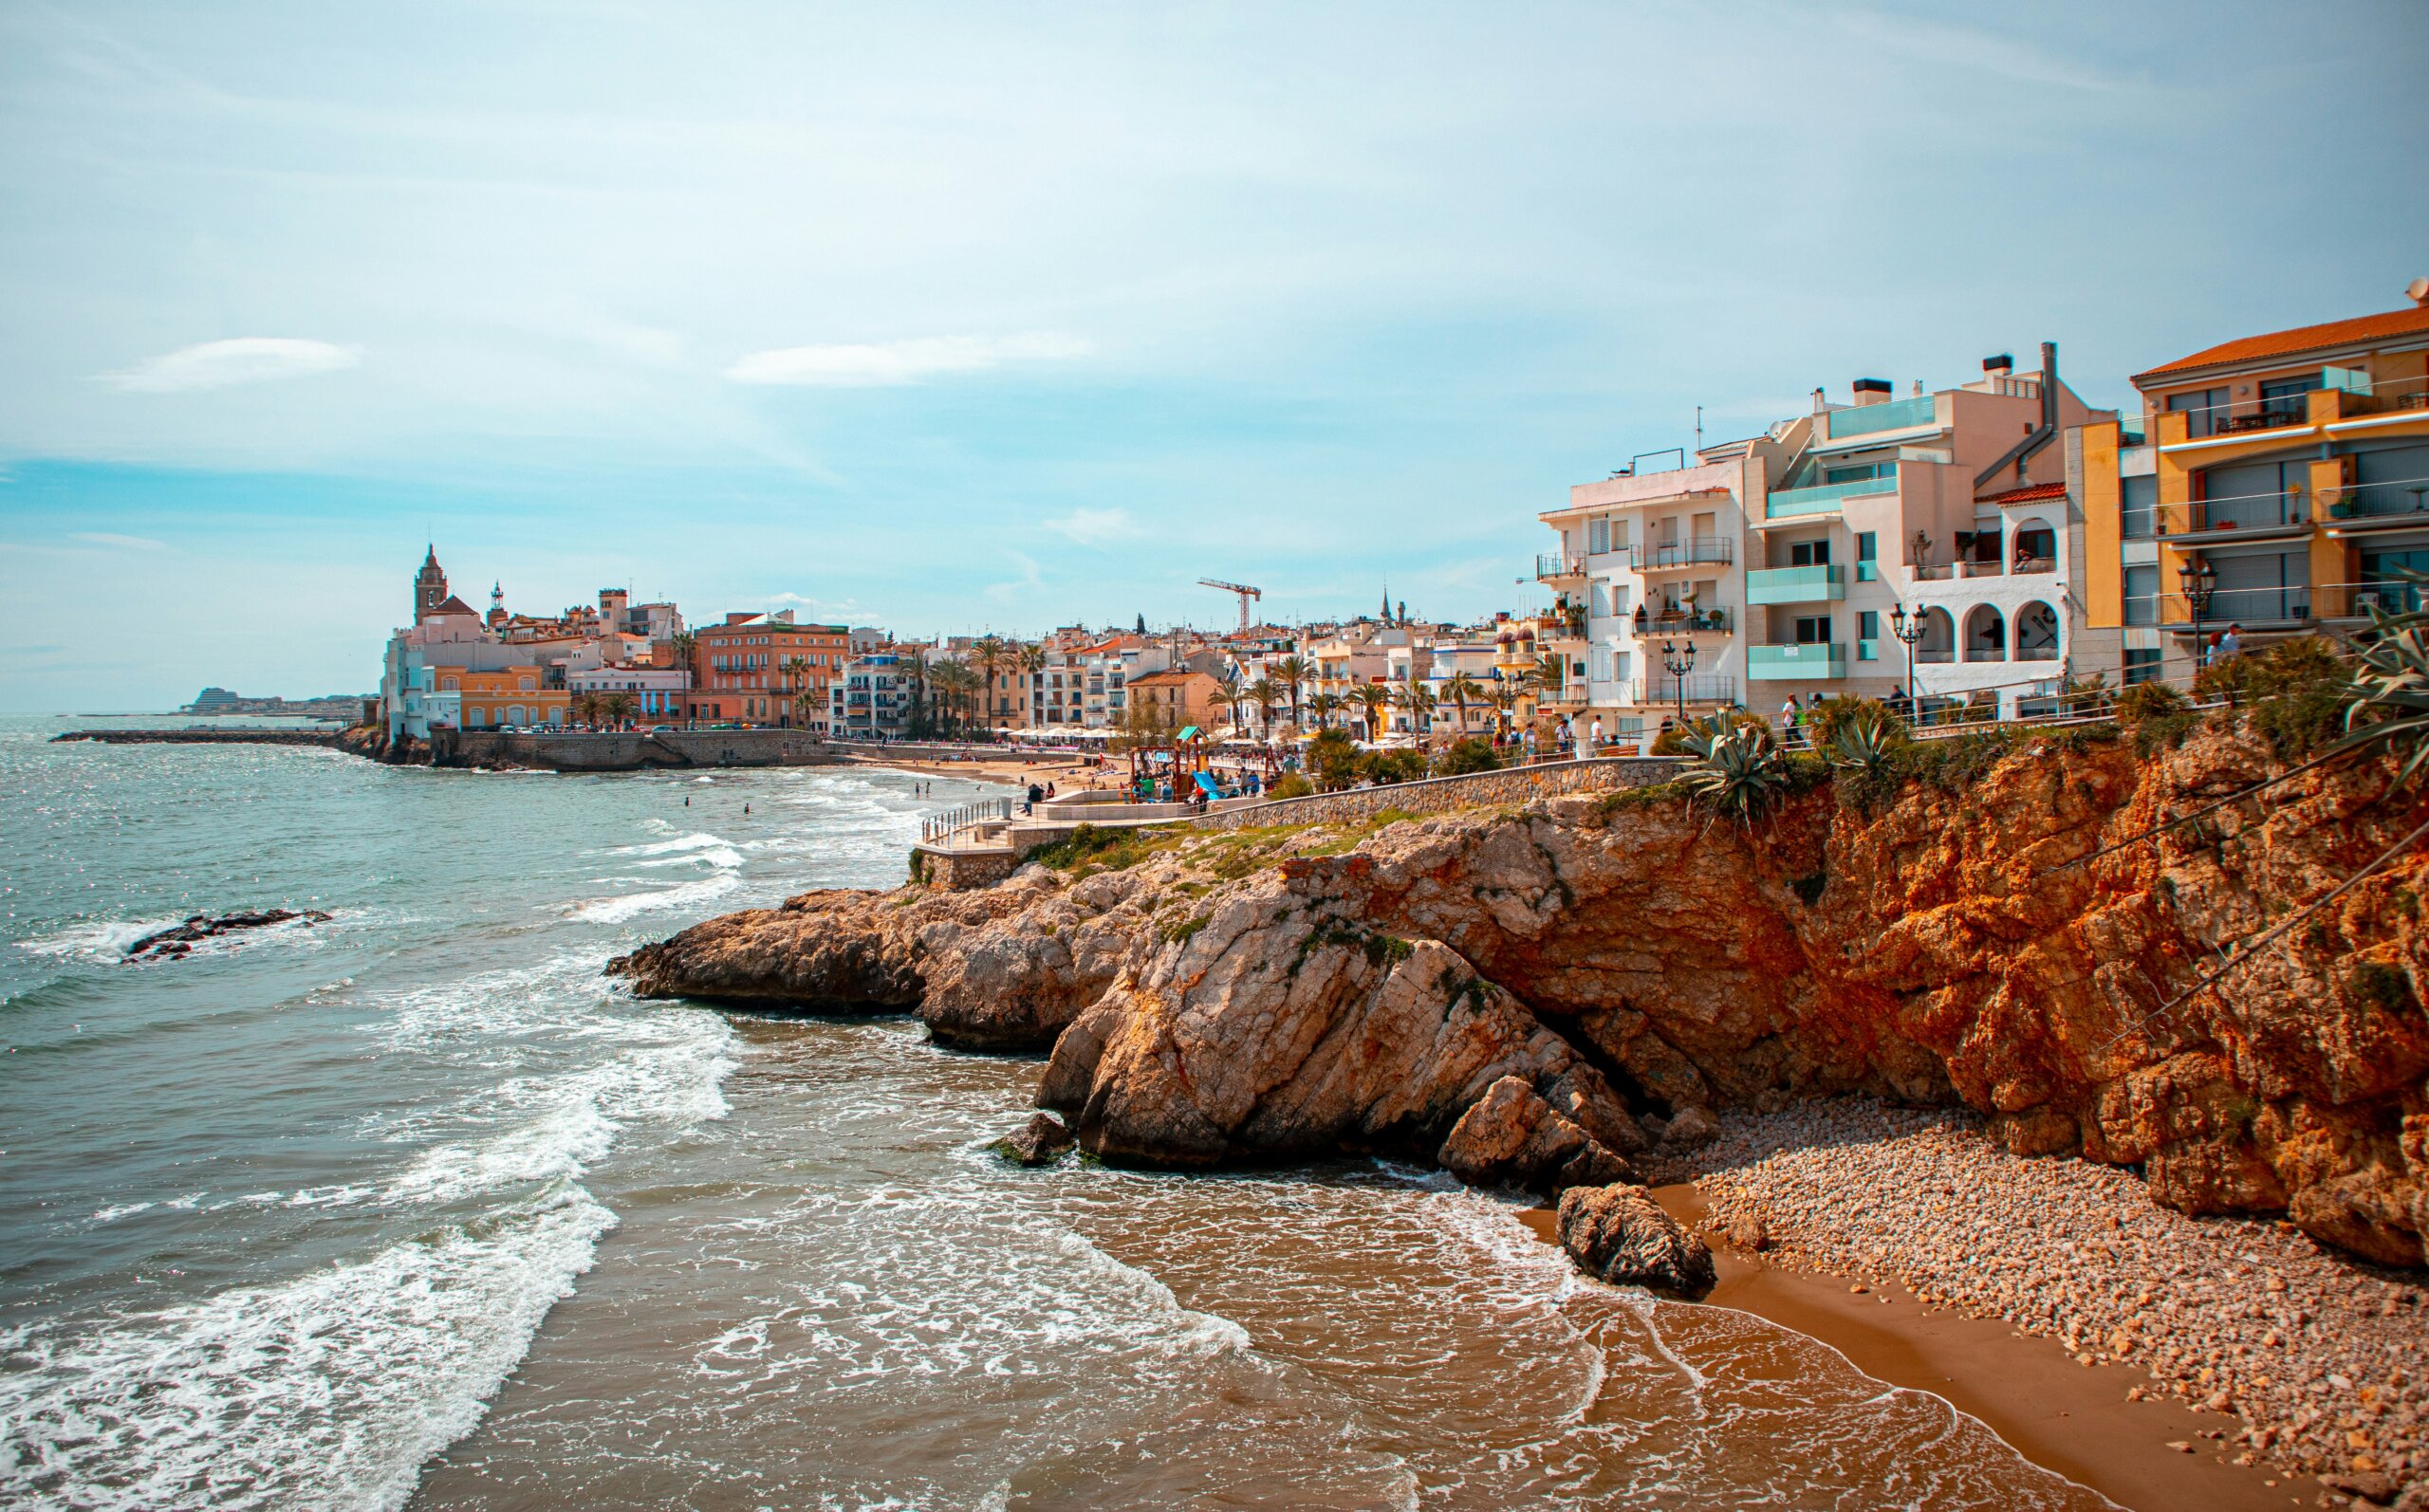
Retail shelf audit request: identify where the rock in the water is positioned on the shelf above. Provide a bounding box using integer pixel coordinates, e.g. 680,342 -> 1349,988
1557,1182 -> 1716,1300
997,1112 -> 1074,1167
125,909 -> 331,961
1437,1075 -> 1635,1193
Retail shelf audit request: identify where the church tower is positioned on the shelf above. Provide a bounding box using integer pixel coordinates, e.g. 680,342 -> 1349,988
415,545 -> 448,622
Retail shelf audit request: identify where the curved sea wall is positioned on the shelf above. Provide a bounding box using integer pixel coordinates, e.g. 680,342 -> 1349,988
612,719 -> 2429,1269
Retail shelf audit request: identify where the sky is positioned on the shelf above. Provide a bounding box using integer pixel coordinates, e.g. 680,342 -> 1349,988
2,2 -> 2423,710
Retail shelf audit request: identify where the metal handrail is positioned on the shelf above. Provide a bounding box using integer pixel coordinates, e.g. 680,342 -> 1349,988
920,797 -> 1011,842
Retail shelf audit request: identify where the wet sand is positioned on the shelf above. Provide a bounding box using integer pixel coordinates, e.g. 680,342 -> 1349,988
1523,1191 -> 2305,1512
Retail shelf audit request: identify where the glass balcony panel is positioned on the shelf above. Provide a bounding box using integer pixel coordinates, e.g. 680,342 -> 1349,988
1746,565 -> 1847,604
1747,644 -> 1848,680
1826,395 -> 1938,439
1767,478 -> 1897,518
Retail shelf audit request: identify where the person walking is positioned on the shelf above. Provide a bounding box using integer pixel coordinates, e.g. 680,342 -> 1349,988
2218,623 -> 2244,661
1587,714 -> 1603,752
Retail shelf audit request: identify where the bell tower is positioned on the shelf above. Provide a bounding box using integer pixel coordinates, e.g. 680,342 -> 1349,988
415,545 -> 448,622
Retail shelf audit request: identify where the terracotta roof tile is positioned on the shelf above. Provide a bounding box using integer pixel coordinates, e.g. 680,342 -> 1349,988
1978,481 -> 2067,504
2134,306 -> 2429,385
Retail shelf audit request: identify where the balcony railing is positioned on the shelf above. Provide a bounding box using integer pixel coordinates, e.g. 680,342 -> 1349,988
1536,553 -> 1587,579
2164,584 -> 2316,627
1631,537 -> 1734,570
1631,607 -> 1732,636
1748,643 -> 1848,681
2329,471 -> 2429,522
1766,476 -> 1897,518
2317,581 -> 2428,618
1633,674 -> 1737,706
1826,394 -> 1938,440
1748,564 -> 1847,604
2165,487 -> 2308,538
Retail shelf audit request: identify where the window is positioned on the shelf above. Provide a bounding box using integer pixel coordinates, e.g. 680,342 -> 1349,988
2120,474 -> 2158,539
2124,564 -> 2159,626
1824,461 -> 1895,485
2167,387 -> 2230,439
1794,616 -> 1833,644
2123,648 -> 2162,686
1587,516 -> 1610,556
2260,373 -> 2321,425
1610,651 -> 1632,684
1858,611 -> 1880,640
1789,538 -> 1831,567
1856,532 -> 1877,563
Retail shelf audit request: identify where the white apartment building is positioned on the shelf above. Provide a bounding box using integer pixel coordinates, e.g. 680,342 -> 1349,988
1540,344 -> 2107,733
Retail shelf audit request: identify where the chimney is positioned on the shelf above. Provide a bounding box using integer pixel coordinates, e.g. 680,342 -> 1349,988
1984,353 -> 2014,378
1852,378 -> 1892,407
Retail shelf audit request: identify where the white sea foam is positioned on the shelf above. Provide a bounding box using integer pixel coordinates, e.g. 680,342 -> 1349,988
603,831 -> 732,860
566,872 -> 740,923
0,1188 -> 615,1512
13,918 -> 181,960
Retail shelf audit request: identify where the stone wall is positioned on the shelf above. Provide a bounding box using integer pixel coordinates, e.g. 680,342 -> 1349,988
1186,757 -> 1685,832
450,728 -> 845,771
913,843 -> 1025,891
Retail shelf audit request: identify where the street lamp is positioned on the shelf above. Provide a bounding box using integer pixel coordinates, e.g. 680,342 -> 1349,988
1889,603 -> 1930,720
1660,638 -> 1696,728
2179,557 -> 2218,673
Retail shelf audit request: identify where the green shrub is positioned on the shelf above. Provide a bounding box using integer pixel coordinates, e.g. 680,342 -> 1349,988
1307,728 -> 1364,790
1433,738 -> 1501,776
2197,636 -> 2351,758
1268,773 -> 1316,800
1361,748 -> 1429,785
1648,726 -> 1691,755
2115,679 -> 2190,725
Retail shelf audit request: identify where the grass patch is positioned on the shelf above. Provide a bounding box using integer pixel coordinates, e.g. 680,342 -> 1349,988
1022,821 -> 1185,876
1158,913 -> 1211,946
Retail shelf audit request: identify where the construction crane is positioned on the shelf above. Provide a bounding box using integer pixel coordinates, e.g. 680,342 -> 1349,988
1198,578 -> 1263,636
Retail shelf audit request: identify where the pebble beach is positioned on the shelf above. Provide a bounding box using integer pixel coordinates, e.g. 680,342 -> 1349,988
1643,1101 -> 2429,1508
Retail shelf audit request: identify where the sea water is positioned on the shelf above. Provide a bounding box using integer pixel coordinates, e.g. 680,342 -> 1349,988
0,717 -> 2114,1509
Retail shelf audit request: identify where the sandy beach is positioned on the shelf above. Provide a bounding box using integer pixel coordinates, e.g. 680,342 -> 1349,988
1590,1100 -> 2429,1511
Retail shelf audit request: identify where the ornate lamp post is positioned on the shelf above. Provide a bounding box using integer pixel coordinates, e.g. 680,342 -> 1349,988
2179,557 -> 2218,673
1889,603 -> 1929,716
1660,639 -> 1696,727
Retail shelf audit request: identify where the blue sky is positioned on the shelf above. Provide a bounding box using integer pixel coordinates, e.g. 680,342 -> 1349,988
2,2 -> 2423,710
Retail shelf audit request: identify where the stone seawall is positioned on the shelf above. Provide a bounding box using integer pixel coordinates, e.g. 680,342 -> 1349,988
55,728 -> 344,747
1187,757 -> 1685,832
445,728 -> 846,770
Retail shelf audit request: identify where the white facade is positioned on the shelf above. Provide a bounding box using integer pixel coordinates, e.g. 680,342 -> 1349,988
568,664 -> 691,720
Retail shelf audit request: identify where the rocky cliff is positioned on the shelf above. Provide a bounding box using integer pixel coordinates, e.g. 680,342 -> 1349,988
610,720 -> 2429,1266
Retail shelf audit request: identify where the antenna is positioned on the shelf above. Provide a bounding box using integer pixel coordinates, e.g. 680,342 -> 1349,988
1695,405 -> 1703,453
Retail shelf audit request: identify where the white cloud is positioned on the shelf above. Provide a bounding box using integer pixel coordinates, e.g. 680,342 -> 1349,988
766,590 -> 865,620
724,332 -> 1091,387
984,549 -> 1046,603
70,531 -> 168,549
102,339 -> 362,393
1042,507 -> 1140,546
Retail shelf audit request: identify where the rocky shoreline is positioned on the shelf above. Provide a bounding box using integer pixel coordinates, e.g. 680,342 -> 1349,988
1644,1100 -> 2427,1503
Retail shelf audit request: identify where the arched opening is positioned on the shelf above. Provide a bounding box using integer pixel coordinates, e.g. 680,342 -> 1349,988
2012,523 -> 2057,573
1964,605 -> 2007,662
506,705 -> 528,727
1912,607 -> 1956,664
2015,601 -> 2060,661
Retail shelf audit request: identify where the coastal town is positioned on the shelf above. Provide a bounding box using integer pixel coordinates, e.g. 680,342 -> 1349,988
375,286 -> 2429,763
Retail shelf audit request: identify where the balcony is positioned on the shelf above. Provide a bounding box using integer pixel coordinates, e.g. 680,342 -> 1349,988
1747,564 -> 1846,604
1536,553 -> 1587,581
2161,584 -> 2317,629
1632,606 -> 1733,637
1766,476 -> 1896,519
1631,537 -> 1734,571
1826,394 -> 1939,441
2163,487 -> 2310,544
2317,581 -> 2427,619
2326,471 -> 2429,526
1749,644 -> 1848,681
1633,674 -> 1737,706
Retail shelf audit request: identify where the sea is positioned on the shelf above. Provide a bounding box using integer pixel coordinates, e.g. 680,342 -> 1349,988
0,714 -> 2117,1510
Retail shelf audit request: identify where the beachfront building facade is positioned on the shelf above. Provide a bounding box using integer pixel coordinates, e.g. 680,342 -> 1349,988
567,664 -> 691,722
443,666 -> 568,729
829,653 -> 916,739
1541,344 -> 2109,733
689,612 -> 849,728
2073,289 -> 2429,685
1125,669 -> 1225,732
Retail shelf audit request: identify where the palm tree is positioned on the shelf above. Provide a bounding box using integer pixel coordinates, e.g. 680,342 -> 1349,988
794,687 -> 823,733
899,644 -> 931,737
1487,683 -> 1519,743
667,630 -> 698,726
573,691 -> 605,728
1272,655 -> 1312,732
603,691 -> 639,728
1440,671 -> 1486,741
1214,663 -> 1244,736
1394,679 -> 1437,742
1308,691 -> 1342,731
1354,683 -> 1392,742
781,655 -> 811,728
972,635 -> 1006,734
1247,677 -> 1280,739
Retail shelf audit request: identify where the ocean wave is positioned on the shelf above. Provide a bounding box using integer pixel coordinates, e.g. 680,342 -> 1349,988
0,1187 -> 615,1512
566,872 -> 740,923
601,831 -> 732,860
12,918 -> 184,961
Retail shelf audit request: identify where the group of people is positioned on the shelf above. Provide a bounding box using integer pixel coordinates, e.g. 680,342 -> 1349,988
2200,622 -> 2245,666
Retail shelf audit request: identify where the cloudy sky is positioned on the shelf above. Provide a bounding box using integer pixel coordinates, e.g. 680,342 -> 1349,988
1,2 -> 2422,710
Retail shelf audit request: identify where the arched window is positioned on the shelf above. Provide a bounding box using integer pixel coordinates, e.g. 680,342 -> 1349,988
519,677 -> 535,691
1964,605 -> 2007,662
1913,607 -> 1956,664
442,676 -> 459,691
2012,524 -> 2057,573
2015,601 -> 2060,661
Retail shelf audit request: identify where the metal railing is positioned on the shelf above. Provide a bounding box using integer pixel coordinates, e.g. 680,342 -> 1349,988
1632,606 -> 1732,636
1633,674 -> 1737,706
1631,537 -> 1734,570
1536,553 -> 1587,579
920,797 -> 1011,843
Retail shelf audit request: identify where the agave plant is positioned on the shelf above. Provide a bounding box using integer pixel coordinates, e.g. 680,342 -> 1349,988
1826,708 -> 1901,780
2333,582 -> 2429,785
1677,712 -> 1789,827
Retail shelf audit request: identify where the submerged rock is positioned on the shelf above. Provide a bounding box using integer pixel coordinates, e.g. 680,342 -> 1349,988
1557,1183 -> 1716,1300
996,1112 -> 1075,1167
125,909 -> 331,961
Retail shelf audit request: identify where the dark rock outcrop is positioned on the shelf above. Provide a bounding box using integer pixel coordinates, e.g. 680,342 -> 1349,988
1556,1183 -> 1717,1300
996,1112 -> 1074,1167
125,909 -> 332,961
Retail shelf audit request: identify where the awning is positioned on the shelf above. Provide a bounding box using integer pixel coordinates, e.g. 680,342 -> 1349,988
1177,725 -> 1202,740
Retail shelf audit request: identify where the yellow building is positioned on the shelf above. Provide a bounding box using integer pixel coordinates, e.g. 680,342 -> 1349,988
2081,289 -> 2429,682
434,666 -> 569,729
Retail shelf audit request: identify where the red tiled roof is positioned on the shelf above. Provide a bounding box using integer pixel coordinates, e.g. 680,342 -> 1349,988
1978,481 -> 2067,505
2134,306 -> 2429,385
432,595 -> 479,616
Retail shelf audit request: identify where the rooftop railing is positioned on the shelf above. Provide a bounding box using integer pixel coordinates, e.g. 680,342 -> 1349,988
1826,394 -> 1938,440
1631,537 -> 1733,570
1536,552 -> 1587,579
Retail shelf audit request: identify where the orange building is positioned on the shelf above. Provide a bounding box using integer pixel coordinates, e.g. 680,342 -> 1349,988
2078,285 -> 2429,683
1124,669 -> 1224,730
690,613 -> 850,728
433,666 -> 569,729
